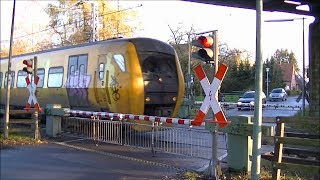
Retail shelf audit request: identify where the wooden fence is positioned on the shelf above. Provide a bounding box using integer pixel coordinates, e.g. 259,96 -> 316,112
262,116 -> 320,180
0,109 -> 40,139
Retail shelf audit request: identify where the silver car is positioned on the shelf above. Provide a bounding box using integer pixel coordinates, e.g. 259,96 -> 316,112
237,91 -> 266,110
269,88 -> 287,101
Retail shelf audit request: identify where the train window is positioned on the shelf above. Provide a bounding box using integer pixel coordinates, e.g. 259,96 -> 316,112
17,70 -> 28,88
78,55 -> 88,74
113,54 -> 126,72
0,72 -> 2,88
99,63 -> 105,80
79,64 -> 85,75
4,71 -> 15,88
35,68 -> 45,88
16,69 -> 45,88
69,65 -> 75,75
48,66 -> 63,88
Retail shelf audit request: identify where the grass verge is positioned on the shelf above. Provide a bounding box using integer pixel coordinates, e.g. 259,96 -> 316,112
0,133 -> 47,149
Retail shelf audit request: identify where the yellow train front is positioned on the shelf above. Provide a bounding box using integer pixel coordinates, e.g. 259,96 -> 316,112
0,37 -> 185,127
92,37 -> 185,118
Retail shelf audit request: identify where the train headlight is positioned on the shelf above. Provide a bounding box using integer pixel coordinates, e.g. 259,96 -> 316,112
159,78 -> 163,82
144,81 -> 149,86
145,97 -> 151,102
172,97 -> 177,102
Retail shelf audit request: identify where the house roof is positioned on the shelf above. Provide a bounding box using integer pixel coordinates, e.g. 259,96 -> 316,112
280,63 -> 294,82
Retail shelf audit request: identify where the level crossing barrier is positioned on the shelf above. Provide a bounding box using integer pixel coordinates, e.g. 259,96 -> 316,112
67,109 -> 205,126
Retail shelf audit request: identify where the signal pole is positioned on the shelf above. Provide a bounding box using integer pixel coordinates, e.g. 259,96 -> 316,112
4,0 -> 16,138
191,30 -> 220,179
252,0 -> 263,179
212,30 -> 220,179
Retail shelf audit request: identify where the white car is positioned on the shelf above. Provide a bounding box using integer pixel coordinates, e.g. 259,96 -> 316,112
269,88 -> 287,101
237,91 -> 266,110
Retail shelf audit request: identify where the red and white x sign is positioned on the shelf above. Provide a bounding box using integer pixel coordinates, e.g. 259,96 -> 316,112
192,63 -> 228,128
25,75 -> 41,112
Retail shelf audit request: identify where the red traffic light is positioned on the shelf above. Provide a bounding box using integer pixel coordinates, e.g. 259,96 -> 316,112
23,59 -> 33,67
23,59 -> 33,74
192,35 -> 215,63
197,36 -> 213,48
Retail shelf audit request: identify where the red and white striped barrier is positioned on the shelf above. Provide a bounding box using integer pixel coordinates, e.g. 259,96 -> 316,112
193,63 -> 229,128
67,110 -> 205,126
25,75 -> 41,112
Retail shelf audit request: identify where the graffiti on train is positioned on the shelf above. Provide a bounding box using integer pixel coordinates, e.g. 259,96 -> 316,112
110,73 -> 121,101
65,70 -> 91,101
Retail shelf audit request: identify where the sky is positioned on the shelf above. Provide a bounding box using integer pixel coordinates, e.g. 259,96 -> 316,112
0,0 -> 315,72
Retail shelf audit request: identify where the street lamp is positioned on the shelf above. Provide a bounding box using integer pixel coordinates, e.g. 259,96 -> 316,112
266,67 -> 270,98
265,17 -> 306,116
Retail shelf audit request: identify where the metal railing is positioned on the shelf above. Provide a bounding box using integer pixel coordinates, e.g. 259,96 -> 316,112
61,116 -> 220,159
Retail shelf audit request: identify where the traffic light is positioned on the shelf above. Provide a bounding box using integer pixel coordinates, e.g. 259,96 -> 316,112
23,59 -> 33,74
192,35 -> 214,63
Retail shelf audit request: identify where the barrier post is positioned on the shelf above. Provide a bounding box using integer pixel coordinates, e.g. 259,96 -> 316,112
45,104 -> 63,137
151,121 -> 156,157
33,110 -> 40,140
227,116 -> 253,172
220,115 -> 274,172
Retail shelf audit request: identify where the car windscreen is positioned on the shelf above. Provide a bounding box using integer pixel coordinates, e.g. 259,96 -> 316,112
272,89 -> 282,93
243,92 -> 254,98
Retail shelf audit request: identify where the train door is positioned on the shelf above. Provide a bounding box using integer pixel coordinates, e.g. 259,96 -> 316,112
94,55 -> 110,110
94,53 -> 129,113
66,54 -> 90,108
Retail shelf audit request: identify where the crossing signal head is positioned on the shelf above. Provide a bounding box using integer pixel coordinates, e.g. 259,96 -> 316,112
192,36 -> 214,63
23,59 -> 33,74
197,36 -> 213,48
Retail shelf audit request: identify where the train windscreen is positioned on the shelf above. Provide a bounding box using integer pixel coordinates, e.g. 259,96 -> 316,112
138,52 -> 179,116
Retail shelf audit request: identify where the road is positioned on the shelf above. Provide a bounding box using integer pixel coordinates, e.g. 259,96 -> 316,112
222,95 -> 307,118
1,142 -> 182,180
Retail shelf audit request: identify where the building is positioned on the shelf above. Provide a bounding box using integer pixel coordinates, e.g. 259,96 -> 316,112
280,63 -> 299,91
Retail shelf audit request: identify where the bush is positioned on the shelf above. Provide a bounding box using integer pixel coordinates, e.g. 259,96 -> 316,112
287,90 -> 299,96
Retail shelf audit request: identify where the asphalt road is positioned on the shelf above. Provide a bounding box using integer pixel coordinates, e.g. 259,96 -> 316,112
223,95 -> 306,118
1,142 -> 180,180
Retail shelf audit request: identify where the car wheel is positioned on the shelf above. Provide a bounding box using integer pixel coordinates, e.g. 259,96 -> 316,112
238,108 -> 241,111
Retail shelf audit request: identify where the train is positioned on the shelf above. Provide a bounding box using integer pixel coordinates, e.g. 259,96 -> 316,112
0,37 -> 185,122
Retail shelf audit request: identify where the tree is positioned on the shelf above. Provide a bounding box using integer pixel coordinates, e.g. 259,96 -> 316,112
271,49 -> 300,73
45,0 -> 139,46
264,57 -> 286,91
97,0 -> 139,40
0,39 -> 29,57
